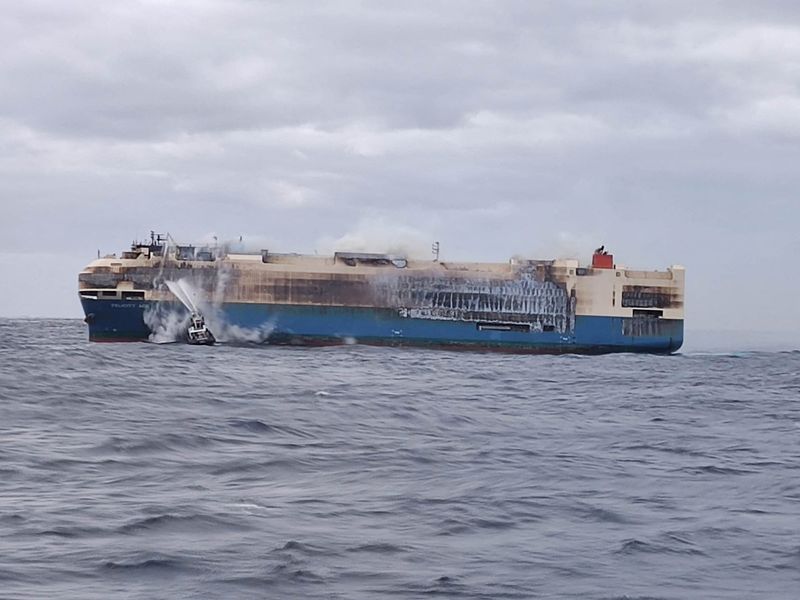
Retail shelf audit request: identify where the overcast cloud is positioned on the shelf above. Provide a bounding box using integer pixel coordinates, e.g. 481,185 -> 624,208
1,1 -> 799,339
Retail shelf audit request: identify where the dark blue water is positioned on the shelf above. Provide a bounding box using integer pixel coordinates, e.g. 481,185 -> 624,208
1,319 -> 798,599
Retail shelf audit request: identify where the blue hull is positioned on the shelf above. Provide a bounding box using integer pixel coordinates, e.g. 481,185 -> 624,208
80,298 -> 683,354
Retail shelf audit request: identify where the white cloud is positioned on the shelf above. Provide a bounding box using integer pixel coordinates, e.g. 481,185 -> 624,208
1,1 -> 799,331
717,95 -> 800,137
266,180 -> 320,207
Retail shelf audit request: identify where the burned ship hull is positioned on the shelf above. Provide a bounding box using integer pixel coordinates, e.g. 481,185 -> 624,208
80,298 -> 683,353
78,238 -> 684,354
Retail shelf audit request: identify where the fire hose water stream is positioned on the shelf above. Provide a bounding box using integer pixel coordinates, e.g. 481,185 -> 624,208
165,280 -> 215,345
145,276 -> 274,345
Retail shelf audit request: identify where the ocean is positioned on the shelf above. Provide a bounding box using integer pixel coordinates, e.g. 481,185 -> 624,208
0,319 -> 798,599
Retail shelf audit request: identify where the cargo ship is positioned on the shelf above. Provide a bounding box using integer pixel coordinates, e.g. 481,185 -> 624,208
78,233 -> 684,353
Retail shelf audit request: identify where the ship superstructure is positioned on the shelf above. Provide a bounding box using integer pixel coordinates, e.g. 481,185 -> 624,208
78,234 -> 684,353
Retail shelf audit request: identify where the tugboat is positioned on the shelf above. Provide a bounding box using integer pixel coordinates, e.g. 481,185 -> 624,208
187,312 -> 216,345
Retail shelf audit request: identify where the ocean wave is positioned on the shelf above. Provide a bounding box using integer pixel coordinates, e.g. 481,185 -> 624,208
101,552 -> 196,573
117,513 -> 243,535
3,319 -> 800,599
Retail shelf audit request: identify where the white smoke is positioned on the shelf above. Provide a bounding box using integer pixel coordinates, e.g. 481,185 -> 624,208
197,233 -> 279,255
212,321 -> 275,344
526,231 -> 597,263
148,275 -> 275,344
143,303 -> 190,344
316,217 -> 435,259
212,261 -> 231,306
152,234 -> 174,289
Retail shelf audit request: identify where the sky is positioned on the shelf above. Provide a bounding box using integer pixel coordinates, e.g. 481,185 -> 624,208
1,0 -> 799,337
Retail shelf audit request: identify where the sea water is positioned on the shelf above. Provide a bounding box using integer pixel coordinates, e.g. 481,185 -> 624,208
0,319 -> 798,599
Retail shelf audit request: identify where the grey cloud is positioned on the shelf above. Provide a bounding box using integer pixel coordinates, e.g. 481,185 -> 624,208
1,0 -> 799,333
